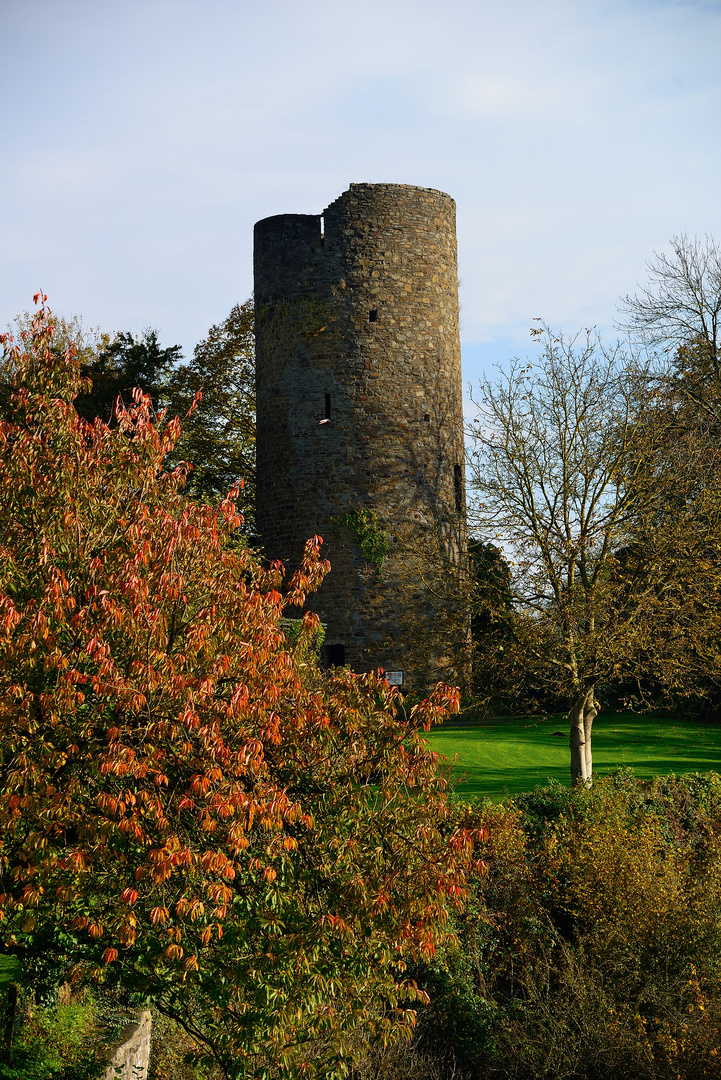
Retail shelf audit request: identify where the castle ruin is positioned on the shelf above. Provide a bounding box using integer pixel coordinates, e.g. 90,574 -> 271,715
254,183 -> 468,687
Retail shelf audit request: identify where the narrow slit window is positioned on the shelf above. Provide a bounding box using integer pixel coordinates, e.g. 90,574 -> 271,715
325,393 -> 331,420
454,463 -> 463,513
326,643 -> 345,668
424,413 -> 430,423
368,309 -> 378,322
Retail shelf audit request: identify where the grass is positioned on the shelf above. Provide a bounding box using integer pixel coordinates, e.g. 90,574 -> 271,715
0,956 -> 21,991
426,711 -> 721,800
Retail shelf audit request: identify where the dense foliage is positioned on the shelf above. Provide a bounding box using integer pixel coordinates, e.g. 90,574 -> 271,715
75,328 -> 181,425
9,300 -> 257,531
369,771 -> 721,1080
0,993 -> 104,1080
0,300 -> 485,1079
164,300 -> 256,531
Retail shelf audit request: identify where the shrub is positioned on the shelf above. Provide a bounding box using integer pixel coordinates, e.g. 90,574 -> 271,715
0,994 -> 103,1080
392,773 -> 721,1078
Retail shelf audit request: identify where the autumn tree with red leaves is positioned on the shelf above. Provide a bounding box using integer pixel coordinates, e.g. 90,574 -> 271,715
0,299 -> 485,1079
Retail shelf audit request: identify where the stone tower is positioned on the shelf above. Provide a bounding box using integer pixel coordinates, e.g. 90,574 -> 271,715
254,183 -> 468,687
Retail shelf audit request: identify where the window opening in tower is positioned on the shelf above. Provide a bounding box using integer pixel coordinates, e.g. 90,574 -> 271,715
326,643 -> 345,667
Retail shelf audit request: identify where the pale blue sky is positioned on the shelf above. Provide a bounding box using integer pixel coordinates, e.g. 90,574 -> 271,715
2,0 -> 720,388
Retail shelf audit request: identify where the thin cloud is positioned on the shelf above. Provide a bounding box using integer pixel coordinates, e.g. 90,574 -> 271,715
1,0 -> 720,368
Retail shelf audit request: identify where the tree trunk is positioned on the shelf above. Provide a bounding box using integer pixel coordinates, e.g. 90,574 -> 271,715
584,692 -> 597,779
2,983 -> 18,1065
570,686 -> 596,788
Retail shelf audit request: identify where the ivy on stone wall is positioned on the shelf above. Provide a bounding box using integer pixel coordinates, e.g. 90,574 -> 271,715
338,509 -> 389,580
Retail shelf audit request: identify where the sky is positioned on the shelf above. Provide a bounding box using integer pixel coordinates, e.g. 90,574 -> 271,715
2,0 -> 721,390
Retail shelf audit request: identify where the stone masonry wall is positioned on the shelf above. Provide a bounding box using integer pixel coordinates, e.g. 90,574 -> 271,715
254,183 -> 468,686
102,1009 -> 152,1080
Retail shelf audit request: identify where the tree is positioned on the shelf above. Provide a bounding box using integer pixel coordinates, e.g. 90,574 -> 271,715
0,298 -> 484,1078
619,233 -> 721,362
74,328 -> 182,424
618,235 -> 721,717
467,540 -> 523,712
5,303 -> 257,529
1,313 -> 107,419
619,233 -> 721,423
3,312 -> 180,426
467,326 -> 721,786
164,300 -> 256,533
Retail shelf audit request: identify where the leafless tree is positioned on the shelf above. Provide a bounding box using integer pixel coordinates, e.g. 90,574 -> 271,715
618,233 -> 721,368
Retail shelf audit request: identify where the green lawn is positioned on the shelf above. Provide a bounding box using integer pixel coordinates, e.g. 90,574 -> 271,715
426,712 -> 721,800
0,954 -> 21,990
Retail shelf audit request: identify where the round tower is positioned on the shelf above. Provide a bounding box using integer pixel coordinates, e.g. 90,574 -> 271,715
254,183 -> 468,687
